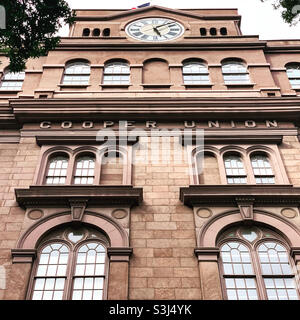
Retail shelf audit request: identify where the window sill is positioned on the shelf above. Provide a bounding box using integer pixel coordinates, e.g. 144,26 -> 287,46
0,89 -> 22,93
58,84 -> 90,88
100,84 -> 131,88
182,83 -> 213,89
224,83 -> 255,88
15,185 -> 143,208
142,84 -> 172,88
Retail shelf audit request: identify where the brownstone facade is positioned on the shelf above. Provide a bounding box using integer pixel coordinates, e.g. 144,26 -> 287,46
1,5 -> 300,300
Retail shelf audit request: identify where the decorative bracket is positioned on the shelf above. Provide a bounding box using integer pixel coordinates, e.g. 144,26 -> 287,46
107,247 -> 133,262
69,199 -> 88,222
291,247 -> 300,264
11,249 -> 37,263
236,197 -> 255,221
194,247 -> 220,262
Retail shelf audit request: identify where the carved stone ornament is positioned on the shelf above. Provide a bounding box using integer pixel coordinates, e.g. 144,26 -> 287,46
236,197 -> 255,221
69,199 -> 88,222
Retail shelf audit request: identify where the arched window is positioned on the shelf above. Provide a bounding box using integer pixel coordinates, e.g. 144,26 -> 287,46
182,61 -> 210,85
82,28 -> 90,37
92,28 -> 100,37
0,70 -> 25,90
219,226 -> 299,300
30,226 -> 108,300
200,28 -> 207,36
220,27 -> 228,36
286,63 -> 300,89
45,155 -> 69,185
102,28 -> 110,37
223,153 -> 247,184
73,154 -> 95,185
222,61 -> 250,84
100,151 -> 124,185
62,61 -> 90,85
210,27 -> 217,36
103,62 -> 130,84
250,154 -> 275,184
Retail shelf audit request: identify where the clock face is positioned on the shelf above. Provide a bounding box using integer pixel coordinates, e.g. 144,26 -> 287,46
126,18 -> 184,42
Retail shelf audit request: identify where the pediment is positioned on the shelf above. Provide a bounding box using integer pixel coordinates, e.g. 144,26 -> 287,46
75,5 -> 239,23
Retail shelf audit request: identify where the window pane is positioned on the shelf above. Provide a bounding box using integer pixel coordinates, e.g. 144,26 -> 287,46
46,156 -> 68,185
0,71 -> 25,90
224,155 -> 247,184
251,155 -> 275,184
32,243 -> 69,300
74,156 -> 95,185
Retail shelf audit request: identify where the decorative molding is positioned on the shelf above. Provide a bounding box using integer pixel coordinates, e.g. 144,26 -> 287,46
69,199 -> 88,222
194,247 -> 220,262
236,197 -> 255,221
36,135 -> 139,146
107,247 -> 133,262
291,247 -> 300,263
180,185 -> 300,207
181,134 -> 283,145
15,185 -> 143,208
11,249 -> 37,263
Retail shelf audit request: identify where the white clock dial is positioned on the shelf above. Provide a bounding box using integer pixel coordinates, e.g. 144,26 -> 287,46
126,18 -> 184,42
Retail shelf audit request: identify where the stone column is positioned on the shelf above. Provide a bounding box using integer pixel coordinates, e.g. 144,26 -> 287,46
107,247 -> 133,300
169,64 -> 185,90
195,247 -> 223,300
129,65 -> 143,90
208,65 -> 227,91
4,249 -> 36,300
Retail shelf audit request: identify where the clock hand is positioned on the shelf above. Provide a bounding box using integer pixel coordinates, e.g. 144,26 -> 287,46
153,27 -> 161,36
156,22 -> 175,29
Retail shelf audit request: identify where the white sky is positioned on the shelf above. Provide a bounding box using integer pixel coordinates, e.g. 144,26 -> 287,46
60,0 -> 300,40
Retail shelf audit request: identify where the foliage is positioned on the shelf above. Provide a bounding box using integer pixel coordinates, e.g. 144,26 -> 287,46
261,0 -> 300,24
0,0 -> 75,72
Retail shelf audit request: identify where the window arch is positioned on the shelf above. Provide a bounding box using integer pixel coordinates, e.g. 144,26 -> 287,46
82,28 -> 90,37
182,61 -> 210,85
73,153 -> 96,185
62,61 -> 90,85
250,153 -> 275,184
29,225 -> 109,300
286,63 -> 300,89
220,27 -> 228,36
223,153 -> 247,184
92,28 -> 100,37
0,69 -> 25,90
45,154 -> 69,185
210,27 -> 217,36
222,60 -> 250,84
103,61 -> 130,84
218,225 -> 299,300
200,28 -> 207,36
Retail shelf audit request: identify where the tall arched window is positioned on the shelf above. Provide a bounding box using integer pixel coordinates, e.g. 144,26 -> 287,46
62,61 -> 90,85
0,70 -> 25,90
73,154 -> 95,185
103,62 -> 130,84
219,225 -> 299,300
182,61 -> 210,85
250,153 -> 275,184
45,155 -> 69,185
286,63 -> 300,89
223,153 -> 247,184
29,226 -> 108,300
222,60 -> 250,84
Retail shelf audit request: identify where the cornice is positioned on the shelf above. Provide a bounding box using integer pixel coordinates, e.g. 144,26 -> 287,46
15,185 -> 143,208
73,5 -> 242,25
9,97 -> 300,123
180,185 -> 300,207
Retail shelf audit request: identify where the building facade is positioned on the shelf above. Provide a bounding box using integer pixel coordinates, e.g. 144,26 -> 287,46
1,5 -> 300,300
